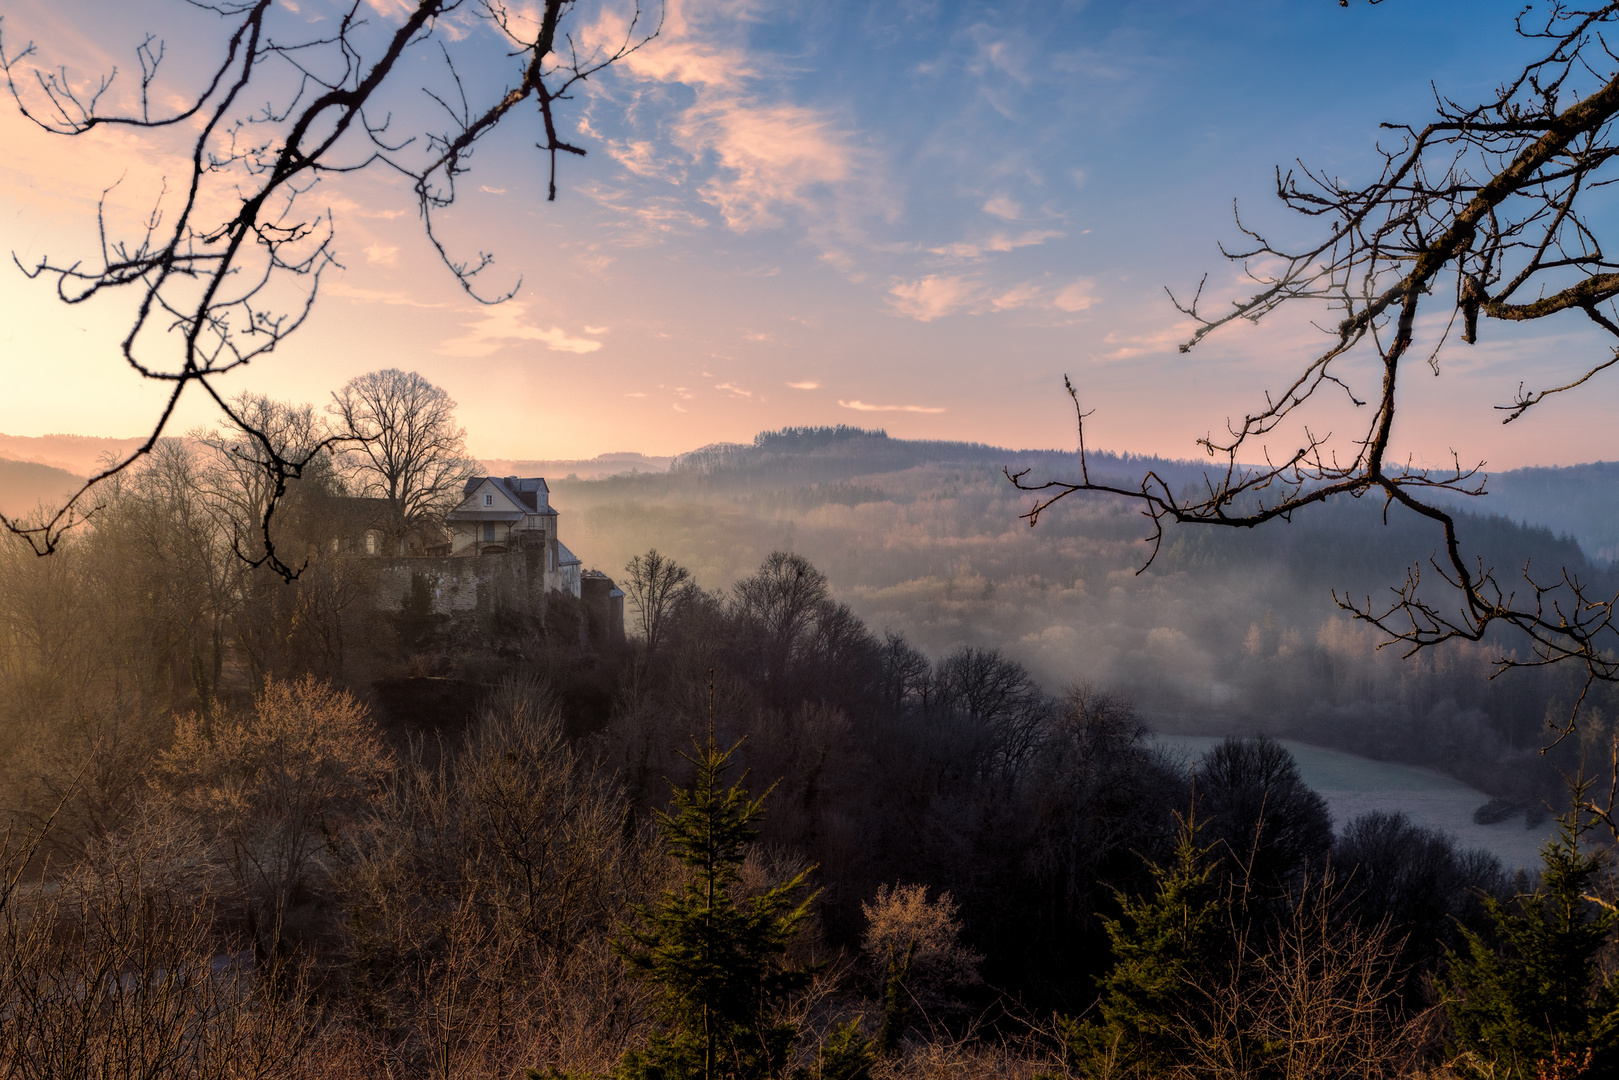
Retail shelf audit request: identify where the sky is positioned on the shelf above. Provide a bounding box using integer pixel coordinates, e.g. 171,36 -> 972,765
0,0 -> 1615,469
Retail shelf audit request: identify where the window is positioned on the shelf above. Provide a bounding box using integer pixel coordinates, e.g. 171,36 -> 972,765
483,523 -> 496,542
365,534 -> 376,555
483,493 -> 493,506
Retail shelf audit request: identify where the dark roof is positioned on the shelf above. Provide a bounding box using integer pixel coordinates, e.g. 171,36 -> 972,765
339,496 -> 392,529
336,496 -> 445,535
457,476 -> 557,516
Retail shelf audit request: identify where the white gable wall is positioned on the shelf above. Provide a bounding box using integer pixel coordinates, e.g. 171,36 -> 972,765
448,479 -> 527,554
460,479 -> 524,515
444,477 -> 573,597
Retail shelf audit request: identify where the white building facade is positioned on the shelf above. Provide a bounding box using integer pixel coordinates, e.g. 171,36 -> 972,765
443,476 -> 582,598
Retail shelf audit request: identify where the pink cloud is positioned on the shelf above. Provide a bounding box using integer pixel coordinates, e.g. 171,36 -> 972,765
1054,278 -> 1098,312
438,302 -> 604,357
839,399 -> 946,414
585,0 -> 858,232
928,230 -> 1063,259
685,101 -> 853,229
886,275 -> 981,321
605,0 -> 758,91
888,274 -> 1100,321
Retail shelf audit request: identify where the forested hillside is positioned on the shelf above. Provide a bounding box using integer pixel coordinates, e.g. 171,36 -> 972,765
0,425 -> 1535,1078
1,415 -> 1615,1077
0,457 -> 83,519
553,427 -> 1611,803
1429,460 -> 1619,563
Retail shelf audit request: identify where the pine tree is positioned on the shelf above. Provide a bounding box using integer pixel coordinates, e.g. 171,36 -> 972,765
807,1020 -> 876,1080
1442,805 -> 1619,1080
1070,814 -> 1230,1078
874,939 -> 917,1055
614,734 -> 816,1080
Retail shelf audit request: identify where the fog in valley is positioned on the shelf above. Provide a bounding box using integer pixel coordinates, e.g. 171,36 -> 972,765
6,0 -> 1619,1070
5,421 -> 1609,847
555,428 -> 1611,806
0,397 -> 1614,1078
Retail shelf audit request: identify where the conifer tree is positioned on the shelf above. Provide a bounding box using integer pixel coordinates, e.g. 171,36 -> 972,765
875,940 -> 917,1055
614,731 -> 816,1080
1071,814 -> 1229,1078
806,1021 -> 876,1080
1442,805 -> 1619,1080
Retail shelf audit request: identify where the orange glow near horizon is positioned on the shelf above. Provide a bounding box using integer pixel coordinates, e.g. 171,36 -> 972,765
2,0 -> 1616,472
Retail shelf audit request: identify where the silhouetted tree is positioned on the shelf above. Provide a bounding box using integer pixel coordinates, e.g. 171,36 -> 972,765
732,552 -> 832,696
0,1 -> 656,571
1196,736 -> 1332,905
876,633 -> 931,718
1442,805 -> 1619,1079
624,550 -> 695,655
614,735 -> 815,1080
932,646 -> 1050,783
330,369 -> 476,554
1332,809 -> 1505,1005
195,393 -> 336,565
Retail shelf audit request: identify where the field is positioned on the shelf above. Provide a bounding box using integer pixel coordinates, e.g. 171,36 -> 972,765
1156,734 -> 1556,872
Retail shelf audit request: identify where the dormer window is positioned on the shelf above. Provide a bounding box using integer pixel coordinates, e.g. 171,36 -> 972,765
483,493 -> 493,506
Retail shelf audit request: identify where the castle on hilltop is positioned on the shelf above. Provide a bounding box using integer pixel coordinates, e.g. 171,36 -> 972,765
443,476 -> 582,595
357,475 -> 622,641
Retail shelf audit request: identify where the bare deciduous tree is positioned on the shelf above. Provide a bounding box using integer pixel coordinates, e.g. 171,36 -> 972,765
330,368 -> 476,554
734,551 -> 833,689
1015,2 -> 1619,730
0,808 -> 316,1080
155,675 -> 392,965
860,883 -> 982,1018
932,646 -> 1050,783
1188,877 -> 1412,1080
335,677 -> 656,1076
0,0 -> 660,574
623,549 -> 693,654
195,393 -> 333,565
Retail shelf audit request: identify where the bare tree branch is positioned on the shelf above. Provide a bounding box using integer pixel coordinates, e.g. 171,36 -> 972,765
0,0 -> 661,576
1013,2 -> 1619,725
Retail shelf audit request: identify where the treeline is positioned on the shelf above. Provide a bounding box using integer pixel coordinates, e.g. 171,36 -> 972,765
7,455 -> 1612,1078
555,434 -> 1617,804
2,410 -> 1617,1077
0,416 -> 391,832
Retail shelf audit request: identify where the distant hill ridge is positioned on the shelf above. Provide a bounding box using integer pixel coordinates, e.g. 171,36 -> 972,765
0,459 -> 87,519
1,425 -> 1613,563
0,433 -> 146,475
669,425 -> 1214,488
477,451 -> 673,480
659,427 -> 1617,565
1429,460 -> 1619,564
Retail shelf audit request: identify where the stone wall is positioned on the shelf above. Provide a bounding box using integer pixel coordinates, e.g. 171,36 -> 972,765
373,546 -> 552,619
581,570 -> 626,642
